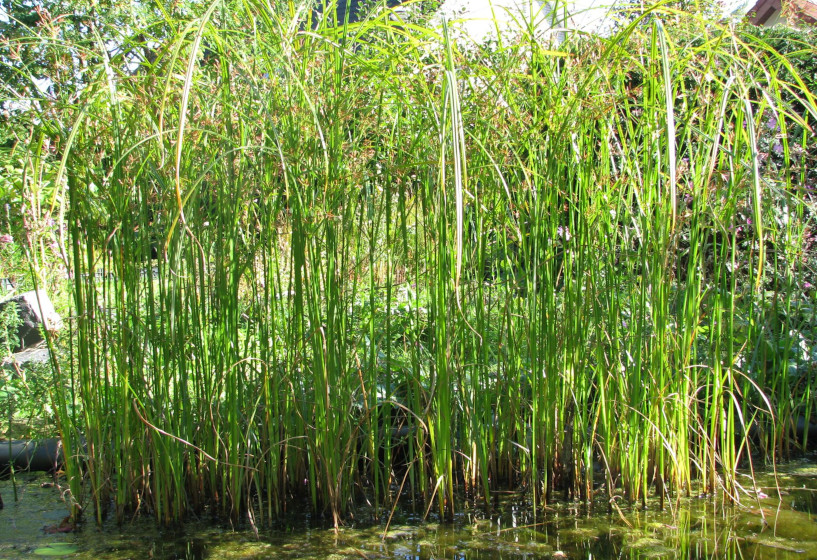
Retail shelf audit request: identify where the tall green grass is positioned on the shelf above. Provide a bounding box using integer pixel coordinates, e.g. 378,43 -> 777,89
18,0 -> 816,525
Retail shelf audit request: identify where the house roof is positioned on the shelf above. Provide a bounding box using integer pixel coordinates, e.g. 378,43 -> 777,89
792,0 -> 817,22
747,0 -> 817,25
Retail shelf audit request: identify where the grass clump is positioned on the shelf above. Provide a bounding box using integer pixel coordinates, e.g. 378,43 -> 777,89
2,0 -> 816,527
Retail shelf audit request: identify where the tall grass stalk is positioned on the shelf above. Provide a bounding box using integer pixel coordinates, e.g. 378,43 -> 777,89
19,0 -> 816,525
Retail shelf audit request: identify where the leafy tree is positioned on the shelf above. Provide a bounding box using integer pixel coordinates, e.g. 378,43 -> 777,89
0,0 -> 159,287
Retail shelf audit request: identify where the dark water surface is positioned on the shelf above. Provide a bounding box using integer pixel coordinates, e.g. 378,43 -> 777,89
2,460 -> 816,560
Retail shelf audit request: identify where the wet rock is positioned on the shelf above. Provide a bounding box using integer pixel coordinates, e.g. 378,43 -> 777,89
42,516 -> 76,534
0,291 -> 62,352
0,438 -> 64,475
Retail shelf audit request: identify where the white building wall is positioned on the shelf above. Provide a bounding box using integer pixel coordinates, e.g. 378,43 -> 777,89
433,0 -> 616,44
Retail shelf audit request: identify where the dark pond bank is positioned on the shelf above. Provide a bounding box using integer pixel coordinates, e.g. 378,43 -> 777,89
1,458 -> 816,560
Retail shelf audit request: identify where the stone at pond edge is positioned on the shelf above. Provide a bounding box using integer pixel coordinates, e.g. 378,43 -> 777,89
0,291 -> 62,352
3,347 -> 50,370
43,516 -> 76,534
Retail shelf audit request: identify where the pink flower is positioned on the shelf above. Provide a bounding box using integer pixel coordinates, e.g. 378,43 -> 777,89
557,226 -> 571,241
0,234 -> 12,244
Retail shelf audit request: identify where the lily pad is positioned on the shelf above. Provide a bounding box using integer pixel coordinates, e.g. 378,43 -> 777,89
32,543 -> 78,556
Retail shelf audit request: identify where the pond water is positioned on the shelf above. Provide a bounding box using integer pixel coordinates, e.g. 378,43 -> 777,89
1,459 -> 817,560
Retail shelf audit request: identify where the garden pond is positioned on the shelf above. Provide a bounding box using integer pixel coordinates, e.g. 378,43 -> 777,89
1,459 -> 816,560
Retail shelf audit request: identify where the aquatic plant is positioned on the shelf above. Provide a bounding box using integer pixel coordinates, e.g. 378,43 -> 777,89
5,0 -> 816,527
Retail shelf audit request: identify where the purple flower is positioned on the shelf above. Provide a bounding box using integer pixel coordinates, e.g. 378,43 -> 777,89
773,142 -> 784,155
765,116 -> 778,130
805,282 -> 814,290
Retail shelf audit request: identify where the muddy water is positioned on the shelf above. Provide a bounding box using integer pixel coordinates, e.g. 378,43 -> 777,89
1,460 -> 816,559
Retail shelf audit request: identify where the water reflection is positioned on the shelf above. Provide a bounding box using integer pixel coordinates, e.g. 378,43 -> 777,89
1,461 -> 816,560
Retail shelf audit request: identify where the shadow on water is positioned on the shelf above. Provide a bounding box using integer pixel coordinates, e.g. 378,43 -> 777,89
1,459 -> 816,560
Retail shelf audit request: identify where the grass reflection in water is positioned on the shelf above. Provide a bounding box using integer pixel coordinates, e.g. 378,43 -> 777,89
1,464 -> 815,560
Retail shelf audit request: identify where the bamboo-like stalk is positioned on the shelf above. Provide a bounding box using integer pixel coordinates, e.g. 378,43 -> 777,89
18,0 -> 813,526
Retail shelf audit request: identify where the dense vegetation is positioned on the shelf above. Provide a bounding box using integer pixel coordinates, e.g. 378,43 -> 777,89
1,0 -> 816,529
